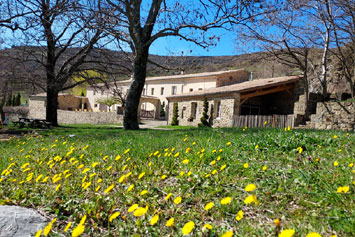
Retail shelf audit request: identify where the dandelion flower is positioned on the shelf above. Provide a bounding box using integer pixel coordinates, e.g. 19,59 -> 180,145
64,222 -> 72,232
221,230 -> 233,237
203,224 -> 212,230
236,210 -> 243,221
182,221 -> 195,235
245,184 -> 256,192
278,229 -> 295,237
128,204 -> 138,212
204,202 -> 214,211
150,214 -> 159,226
220,165 -> 227,171
221,197 -> 232,205
140,190 -> 148,196
133,207 -> 147,217
274,218 -> 280,227
244,195 -> 258,205
262,166 -> 267,171
127,184 -> 134,192
244,163 -> 249,168
182,159 -> 189,164
174,196 -> 182,204
71,224 -> 85,237
35,229 -> 42,237
109,212 -> 120,222
161,175 -> 167,180
138,172 -> 145,179
306,232 -> 321,237
333,161 -> 339,166
210,160 -> 216,165
104,184 -> 114,194
166,218 -> 174,227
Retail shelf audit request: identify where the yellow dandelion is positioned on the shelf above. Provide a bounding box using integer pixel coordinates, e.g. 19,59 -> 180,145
140,190 -> 148,196
244,163 -> 249,168
220,165 -> 227,171
64,222 -> 72,232
334,161 -> 339,166
182,159 -> 189,164
262,166 -> 267,171
212,170 -> 217,175
109,212 -> 120,222
220,197 -> 232,205
165,193 -> 172,200
174,196 -> 182,204
161,175 -> 167,180
128,204 -> 138,212
35,229 -> 42,237
104,184 -> 114,194
127,184 -> 134,192
236,210 -> 243,221
221,230 -> 233,237
279,229 -> 295,237
204,202 -> 214,211
226,141 -> 231,146
182,221 -> 195,235
244,184 -> 256,192
71,224 -> 85,237
274,218 -> 281,227
55,184 -> 61,192
138,172 -> 145,179
150,214 -> 159,226
244,195 -> 258,205
306,232 -> 321,237
210,160 -> 216,165
133,207 -> 147,217
166,218 -> 174,227
203,223 -> 213,230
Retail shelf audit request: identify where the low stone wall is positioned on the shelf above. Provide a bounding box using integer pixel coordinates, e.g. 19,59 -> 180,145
57,110 -> 123,124
3,106 -> 29,122
310,101 -> 354,131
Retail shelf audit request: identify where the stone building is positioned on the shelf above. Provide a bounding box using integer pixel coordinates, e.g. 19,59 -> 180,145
86,69 -> 251,119
166,75 -> 302,127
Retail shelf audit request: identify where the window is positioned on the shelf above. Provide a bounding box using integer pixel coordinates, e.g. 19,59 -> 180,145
198,88 -> 203,91
191,102 -> 197,119
151,88 -> 154,95
143,88 -> 145,95
181,106 -> 186,118
172,86 -> 177,95
93,90 -> 96,95
161,87 -> 164,95
216,101 -> 221,118
94,104 -> 98,108
189,88 -> 193,92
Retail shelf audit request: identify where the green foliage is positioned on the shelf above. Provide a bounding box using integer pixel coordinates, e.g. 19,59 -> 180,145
198,97 -> 210,127
15,93 -> 21,106
0,127 -> 353,236
96,97 -> 121,111
160,101 -> 166,118
171,102 -> 179,125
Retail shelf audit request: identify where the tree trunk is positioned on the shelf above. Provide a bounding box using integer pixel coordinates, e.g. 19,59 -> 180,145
46,86 -> 59,126
123,51 -> 149,130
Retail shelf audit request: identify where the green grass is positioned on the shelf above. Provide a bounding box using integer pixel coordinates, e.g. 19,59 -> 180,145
0,126 -> 354,236
156,125 -> 197,130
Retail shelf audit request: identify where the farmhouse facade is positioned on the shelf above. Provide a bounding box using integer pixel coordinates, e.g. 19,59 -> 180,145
86,69 -> 251,118
166,75 -> 303,127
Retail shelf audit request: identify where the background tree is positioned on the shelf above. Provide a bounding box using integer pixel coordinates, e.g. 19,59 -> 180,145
101,0 -> 268,129
96,97 -> 121,112
10,0 -> 107,126
199,97 -> 210,127
171,102 -> 179,126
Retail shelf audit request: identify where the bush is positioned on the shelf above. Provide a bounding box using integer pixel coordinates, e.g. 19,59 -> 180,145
171,102 -> 179,125
198,97 -> 210,127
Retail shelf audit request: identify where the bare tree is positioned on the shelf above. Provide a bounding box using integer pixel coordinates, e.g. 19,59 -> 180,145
9,0 -> 108,126
99,0 -> 267,129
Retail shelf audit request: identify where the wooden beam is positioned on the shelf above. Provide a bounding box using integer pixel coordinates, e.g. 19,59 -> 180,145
240,98 -> 249,106
240,84 -> 295,99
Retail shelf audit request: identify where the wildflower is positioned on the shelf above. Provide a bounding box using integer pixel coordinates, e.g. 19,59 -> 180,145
236,210 -> 243,221
174,152 -> 180,157
187,171 -> 192,176
204,202 -> 214,211
43,218 -> 56,236
333,135 -> 338,139
150,214 -> 159,225
64,222 -> 72,232
296,147 -> 303,154
182,221 -> 195,235
140,190 -> 148,196
127,184 -> 134,192
82,182 -> 91,190
124,148 -> 130,154
35,229 -> 42,237
278,229 -> 295,237
104,184 -> 114,194
174,196 -> 182,204
133,207 -> 147,217
221,230 -> 233,237
306,232 -> 321,237
203,224 -> 212,230
244,163 -> 249,168
334,161 -> 339,166
244,195 -> 258,205
71,223 -> 85,237
220,165 -> 227,171
274,218 -> 280,227
118,175 -> 126,183
161,175 -> 167,180
165,193 -> 172,200
185,147 -> 192,153
348,163 -> 353,168
255,145 -> 259,149
245,184 -> 256,192
212,170 -> 217,175
180,171 -> 185,176
166,218 -> 174,227
55,184 -> 61,192
221,197 -> 232,205
264,121 -> 267,125
138,172 -> 145,179
128,204 -> 138,212
262,166 -> 267,171
337,186 -> 349,193
210,160 -> 216,165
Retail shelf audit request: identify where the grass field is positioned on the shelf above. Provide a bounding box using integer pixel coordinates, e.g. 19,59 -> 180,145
0,126 -> 354,236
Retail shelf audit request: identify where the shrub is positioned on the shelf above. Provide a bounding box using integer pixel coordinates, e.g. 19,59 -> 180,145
160,101 -> 166,118
198,97 -> 210,127
171,102 -> 179,125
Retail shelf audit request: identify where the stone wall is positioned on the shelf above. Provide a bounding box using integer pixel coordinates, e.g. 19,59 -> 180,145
3,106 -> 29,122
216,70 -> 250,87
29,98 -> 122,124
168,97 -> 237,127
310,101 -> 354,131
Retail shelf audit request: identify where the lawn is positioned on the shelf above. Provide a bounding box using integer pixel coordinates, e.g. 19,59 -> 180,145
0,126 -> 354,236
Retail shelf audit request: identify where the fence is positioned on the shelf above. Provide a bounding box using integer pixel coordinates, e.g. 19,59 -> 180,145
140,110 -> 155,119
233,114 -> 295,128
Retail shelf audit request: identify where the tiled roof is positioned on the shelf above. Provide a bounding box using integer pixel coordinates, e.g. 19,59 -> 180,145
167,75 -> 302,100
